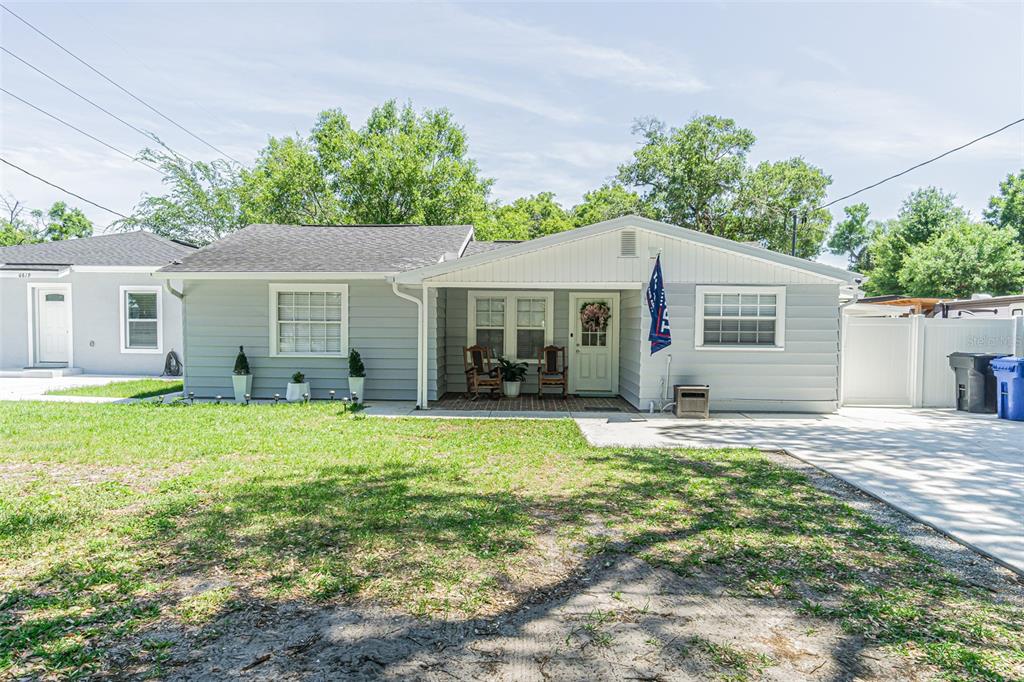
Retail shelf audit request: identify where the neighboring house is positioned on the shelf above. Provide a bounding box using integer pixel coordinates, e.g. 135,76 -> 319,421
0,231 -> 194,375
932,293 -> 1024,319
155,216 -> 859,412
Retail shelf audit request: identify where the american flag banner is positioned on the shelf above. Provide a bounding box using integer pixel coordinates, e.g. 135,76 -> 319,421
646,254 -> 672,354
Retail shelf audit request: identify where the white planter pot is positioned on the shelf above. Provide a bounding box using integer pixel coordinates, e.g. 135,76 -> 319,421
286,382 -> 310,402
348,376 -> 365,403
231,374 -> 252,403
503,381 -> 522,398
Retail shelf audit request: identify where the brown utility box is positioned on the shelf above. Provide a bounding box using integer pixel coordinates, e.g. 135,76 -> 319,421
673,384 -> 710,419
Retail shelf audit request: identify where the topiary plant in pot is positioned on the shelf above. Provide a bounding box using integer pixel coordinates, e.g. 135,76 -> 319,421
348,349 -> 366,403
286,370 -> 309,402
231,346 -> 252,403
497,357 -> 528,398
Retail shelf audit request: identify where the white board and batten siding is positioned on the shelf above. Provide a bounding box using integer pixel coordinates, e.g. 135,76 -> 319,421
426,228 -> 834,286
842,315 -> 1022,408
182,279 -> 436,401
426,226 -> 845,412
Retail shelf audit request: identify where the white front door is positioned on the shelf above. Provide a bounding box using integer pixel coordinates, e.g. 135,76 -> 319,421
35,287 -> 70,365
569,292 -> 619,394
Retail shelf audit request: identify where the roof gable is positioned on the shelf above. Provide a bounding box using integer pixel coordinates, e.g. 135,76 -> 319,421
395,215 -> 860,285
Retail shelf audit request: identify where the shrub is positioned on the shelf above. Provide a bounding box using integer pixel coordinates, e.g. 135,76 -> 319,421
233,346 -> 250,375
348,349 -> 366,378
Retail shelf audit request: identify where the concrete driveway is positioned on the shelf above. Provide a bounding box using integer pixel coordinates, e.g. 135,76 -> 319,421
577,407 -> 1024,574
0,375 -> 159,402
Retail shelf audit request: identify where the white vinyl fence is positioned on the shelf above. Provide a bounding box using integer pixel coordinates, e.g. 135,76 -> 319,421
841,315 -> 1023,407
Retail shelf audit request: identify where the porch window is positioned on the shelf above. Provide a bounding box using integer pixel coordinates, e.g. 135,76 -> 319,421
269,284 -> 348,356
694,286 -> 785,350
469,291 -> 554,361
120,286 -> 162,353
473,296 -> 505,358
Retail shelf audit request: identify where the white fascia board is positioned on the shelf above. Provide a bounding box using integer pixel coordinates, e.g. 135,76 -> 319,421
0,267 -> 72,279
393,215 -> 861,285
422,281 -> 643,289
150,271 -> 395,280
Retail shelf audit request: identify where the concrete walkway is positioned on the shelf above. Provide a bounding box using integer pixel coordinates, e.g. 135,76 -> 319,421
0,375 -> 174,402
577,407 -> 1024,574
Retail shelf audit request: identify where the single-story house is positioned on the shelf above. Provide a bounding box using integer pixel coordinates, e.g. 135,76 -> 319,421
154,216 -> 860,412
0,231 -> 194,375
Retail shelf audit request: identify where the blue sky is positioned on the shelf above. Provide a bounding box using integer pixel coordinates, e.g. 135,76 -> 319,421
1,1 -> 1021,266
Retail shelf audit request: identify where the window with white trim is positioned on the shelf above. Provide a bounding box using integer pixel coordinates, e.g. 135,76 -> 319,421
695,286 -> 785,349
270,284 -> 348,356
120,286 -> 162,353
469,291 -> 553,361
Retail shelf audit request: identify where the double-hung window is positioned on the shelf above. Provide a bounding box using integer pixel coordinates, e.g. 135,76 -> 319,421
120,286 -> 162,353
469,291 -> 553,362
270,284 -> 348,356
695,286 -> 785,350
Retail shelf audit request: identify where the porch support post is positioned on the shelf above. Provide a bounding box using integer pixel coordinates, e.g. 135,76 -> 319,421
391,281 -> 427,409
421,284 -> 430,409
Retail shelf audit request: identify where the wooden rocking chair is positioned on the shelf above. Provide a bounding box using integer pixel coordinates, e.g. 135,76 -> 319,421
464,345 -> 502,400
537,345 -> 568,399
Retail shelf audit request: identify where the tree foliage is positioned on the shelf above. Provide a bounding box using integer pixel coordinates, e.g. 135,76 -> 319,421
570,183 -> 651,227
118,151 -> 245,245
617,115 -> 832,257
898,221 -> 1024,298
984,169 -> 1024,244
827,203 -> 878,271
36,201 -> 93,241
1,195 -> 93,246
121,101 -> 493,244
476,192 -> 572,241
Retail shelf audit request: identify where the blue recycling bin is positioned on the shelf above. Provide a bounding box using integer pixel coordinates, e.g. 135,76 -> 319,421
990,356 -> 1024,421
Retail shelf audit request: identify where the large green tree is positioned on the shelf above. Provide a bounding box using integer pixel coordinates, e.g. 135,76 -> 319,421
570,183 -> 650,227
1,195 -> 38,246
984,169 -> 1024,244
861,188 -> 968,295
827,203 -> 880,271
35,201 -> 93,241
618,115 -> 754,234
121,101 -> 493,244
476,192 -> 572,241
118,151 -> 245,245
617,114 -> 832,257
898,221 -> 1024,298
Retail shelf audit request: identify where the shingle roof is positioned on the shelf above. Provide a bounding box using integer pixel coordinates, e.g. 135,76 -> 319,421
461,240 -> 520,256
0,231 -> 195,267
158,223 -> 474,273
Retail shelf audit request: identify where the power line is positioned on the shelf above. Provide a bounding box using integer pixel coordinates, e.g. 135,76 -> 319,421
1,87 -> 162,175
1,4 -> 242,165
0,46 -> 194,163
0,156 -> 129,218
816,117 -> 1024,211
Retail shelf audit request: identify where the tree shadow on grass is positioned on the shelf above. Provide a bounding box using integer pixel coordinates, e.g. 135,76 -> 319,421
2,447 -> 1020,680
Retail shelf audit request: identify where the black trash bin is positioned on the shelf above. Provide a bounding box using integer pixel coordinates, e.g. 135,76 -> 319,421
947,352 -> 1000,413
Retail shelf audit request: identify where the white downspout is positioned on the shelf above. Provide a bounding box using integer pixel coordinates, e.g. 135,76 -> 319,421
392,281 -> 426,408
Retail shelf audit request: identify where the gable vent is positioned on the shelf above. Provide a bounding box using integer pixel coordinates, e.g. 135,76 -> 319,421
619,230 -> 638,257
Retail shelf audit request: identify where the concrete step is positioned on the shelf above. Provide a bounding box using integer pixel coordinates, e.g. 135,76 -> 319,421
0,367 -> 84,378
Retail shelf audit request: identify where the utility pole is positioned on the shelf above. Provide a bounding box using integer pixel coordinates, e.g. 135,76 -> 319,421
790,209 -> 798,256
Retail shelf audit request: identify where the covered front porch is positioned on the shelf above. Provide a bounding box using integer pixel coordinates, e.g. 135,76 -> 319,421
424,285 -> 644,410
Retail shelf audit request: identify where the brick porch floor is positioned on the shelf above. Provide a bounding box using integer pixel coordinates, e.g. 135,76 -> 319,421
432,392 -> 637,412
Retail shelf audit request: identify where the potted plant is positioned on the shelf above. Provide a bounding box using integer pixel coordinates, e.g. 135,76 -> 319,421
286,370 -> 309,402
231,345 -> 252,403
348,349 -> 366,403
497,357 -> 528,398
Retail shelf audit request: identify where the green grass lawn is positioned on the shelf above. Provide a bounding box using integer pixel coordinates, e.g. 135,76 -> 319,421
0,402 -> 1020,680
45,379 -> 183,399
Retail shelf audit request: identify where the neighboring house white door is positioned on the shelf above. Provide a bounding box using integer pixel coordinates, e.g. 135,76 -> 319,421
569,292 -> 619,394
35,287 -> 70,365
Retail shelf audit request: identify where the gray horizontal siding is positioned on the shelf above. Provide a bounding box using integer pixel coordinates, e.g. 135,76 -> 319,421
636,283 -> 841,413
182,279 -> 418,400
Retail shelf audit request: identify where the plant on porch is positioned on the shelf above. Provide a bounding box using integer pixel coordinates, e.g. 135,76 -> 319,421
497,357 -> 528,398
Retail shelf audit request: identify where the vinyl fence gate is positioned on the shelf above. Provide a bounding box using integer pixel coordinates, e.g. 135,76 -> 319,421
841,315 -> 1023,408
